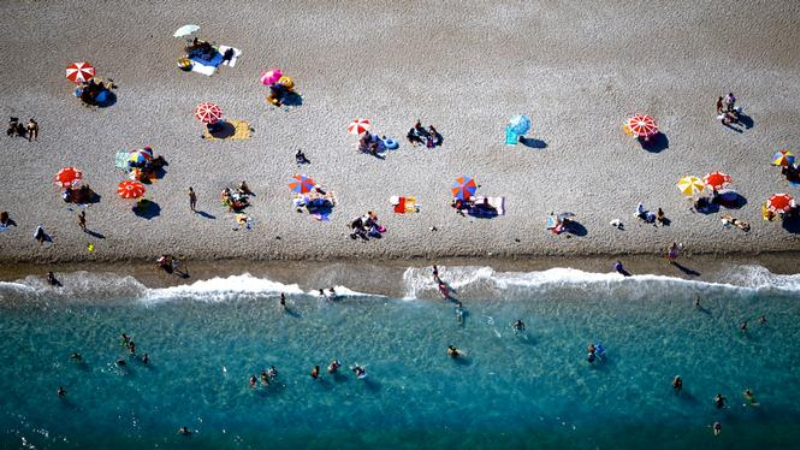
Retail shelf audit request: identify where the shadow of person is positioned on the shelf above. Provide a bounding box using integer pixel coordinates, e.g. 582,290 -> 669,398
738,113 -> 754,129
85,230 -> 105,239
781,214 -> 800,234
671,262 -> 701,277
197,211 -> 216,219
519,136 -> 547,149
282,92 -> 303,107
640,133 -> 669,153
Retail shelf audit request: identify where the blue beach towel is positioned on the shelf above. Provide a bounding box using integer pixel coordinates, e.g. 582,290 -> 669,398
505,126 -> 518,146
191,52 -> 224,68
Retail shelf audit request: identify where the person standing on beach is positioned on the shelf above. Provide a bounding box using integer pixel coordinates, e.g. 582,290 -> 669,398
26,118 -> 38,141
716,97 -> 724,115
77,211 -> 86,232
188,187 -> 197,213
667,242 -> 679,264
724,93 -> 736,112
280,293 -> 286,308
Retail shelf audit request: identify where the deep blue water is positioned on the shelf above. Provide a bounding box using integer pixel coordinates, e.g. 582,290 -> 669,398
1,267 -> 800,449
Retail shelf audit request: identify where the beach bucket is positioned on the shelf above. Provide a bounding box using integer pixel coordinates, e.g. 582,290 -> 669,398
177,58 -> 192,71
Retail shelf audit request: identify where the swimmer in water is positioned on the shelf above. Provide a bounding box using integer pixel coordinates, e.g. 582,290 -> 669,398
120,333 -> 130,345
758,315 -> 767,325
713,422 -> 722,436
179,426 -> 191,436
280,293 -> 286,308
58,386 -> 66,398
352,366 -> 366,378
318,289 -> 326,298
587,343 -> 597,363
740,321 -> 748,333
587,352 -> 596,363
432,264 -> 440,282
743,389 -> 759,406
268,366 -> 278,379
715,393 -> 727,409
116,359 -> 127,367
328,287 -> 337,298
260,370 -> 270,386
249,375 -> 257,388
513,319 -> 526,332
141,353 -> 149,364
328,359 -> 341,374
311,366 -> 320,379
673,375 -> 683,394
128,341 -> 136,355
438,281 -> 449,300
694,296 -> 701,308
70,352 -> 82,361
447,345 -> 461,358
455,302 -> 464,324
47,271 -> 60,286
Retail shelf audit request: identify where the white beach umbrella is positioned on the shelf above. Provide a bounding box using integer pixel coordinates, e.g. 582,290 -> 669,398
174,24 -> 200,38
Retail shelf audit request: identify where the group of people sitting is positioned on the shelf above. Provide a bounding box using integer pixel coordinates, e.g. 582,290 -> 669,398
358,131 -> 395,156
266,76 -> 297,107
450,196 -> 499,217
716,92 -> 742,126
781,163 -> 800,183
293,184 -> 335,217
635,203 -> 668,225
182,38 -> 235,66
349,211 -> 385,240
407,120 -> 442,148
61,184 -> 97,204
6,117 -> 37,140
127,147 -> 168,182
76,77 -> 115,106
221,182 -> 254,212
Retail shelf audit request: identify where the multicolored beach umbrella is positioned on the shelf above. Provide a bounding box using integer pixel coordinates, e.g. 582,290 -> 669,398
625,115 -> 658,139
117,180 -> 146,199
348,118 -> 371,135
66,62 -> 96,84
288,175 -> 316,194
54,166 -> 83,188
676,176 -> 704,197
772,149 -> 795,167
129,148 -> 153,165
767,193 -> 795,213
703,172 -> 732,191
194,102 -> 223,124
508,115 -> 531,136
260,68 -> 283,86
451,176 -> 477,200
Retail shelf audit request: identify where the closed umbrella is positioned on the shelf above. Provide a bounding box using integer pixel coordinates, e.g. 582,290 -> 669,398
768,193 -> 795,213
703,172 -> 732,191
66,62 -> 96,84
348,119 -> 371,135
625,115 -> 658,139
772,149 -> 795,167
677,176 -> 704,197
451,176 -> 477,200
288,175 -> 316,194
55,167 -> 83,188
195,102 -> 222,124
117,180 -> 146,199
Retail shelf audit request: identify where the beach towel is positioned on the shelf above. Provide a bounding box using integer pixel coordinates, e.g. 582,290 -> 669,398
546,216 -> 557,229
391,196 -> 418,213
218,46 -> 242,67
467,196 -> 504,218
202,120 -> 251,140
505,126 -> 519,146
190,62 -> 217,76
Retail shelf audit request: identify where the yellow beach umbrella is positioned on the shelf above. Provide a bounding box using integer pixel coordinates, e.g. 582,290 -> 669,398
677,176 -> 704,196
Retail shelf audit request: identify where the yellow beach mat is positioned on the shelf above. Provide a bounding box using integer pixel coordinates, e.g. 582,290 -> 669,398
202,120 -> 252,141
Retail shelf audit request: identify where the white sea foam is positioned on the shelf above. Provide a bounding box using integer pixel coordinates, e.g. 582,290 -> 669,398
143,273 -> 304,304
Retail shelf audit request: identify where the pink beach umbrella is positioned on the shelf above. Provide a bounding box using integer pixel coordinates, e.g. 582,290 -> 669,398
348,118 -> 371,135
66,62 -> 96,84
260,68 -> 283,86
625,115 -> 659,140
194,102 -> 223,125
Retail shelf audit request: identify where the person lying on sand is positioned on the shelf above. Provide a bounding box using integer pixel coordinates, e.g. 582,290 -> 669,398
721,214 -> 750,231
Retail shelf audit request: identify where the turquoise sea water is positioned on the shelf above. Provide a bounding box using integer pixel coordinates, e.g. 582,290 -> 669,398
1,266 -> 800,450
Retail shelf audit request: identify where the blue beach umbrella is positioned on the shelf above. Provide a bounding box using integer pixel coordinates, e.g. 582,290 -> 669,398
508,115 -> 531,136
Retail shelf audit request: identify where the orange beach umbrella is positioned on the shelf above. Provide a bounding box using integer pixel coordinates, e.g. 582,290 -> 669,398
117,180 -> 146,199
55,167 -> 83,188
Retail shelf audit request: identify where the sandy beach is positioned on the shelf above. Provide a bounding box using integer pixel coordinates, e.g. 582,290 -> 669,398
2,0 -> 800,266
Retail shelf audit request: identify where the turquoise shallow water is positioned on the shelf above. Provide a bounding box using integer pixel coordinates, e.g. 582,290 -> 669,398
2,267 -> 800,449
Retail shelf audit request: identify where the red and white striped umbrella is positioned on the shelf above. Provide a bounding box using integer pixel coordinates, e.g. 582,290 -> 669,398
348,118 -> 371,135
768,193 -> 795,213
117,180 -> 146,199
54,166 -> 83,188
703,172 -> 732,191
194,102 -> 223,124
625,115 -> 659,139
66,62 -> 96,84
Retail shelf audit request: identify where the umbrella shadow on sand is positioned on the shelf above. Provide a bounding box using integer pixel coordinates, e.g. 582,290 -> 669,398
565,220 -> 588,237
281,92 -> 303,108
782,215 -> 800,234
639,133 -> 669,153
519,137 -> 547,149
206,122 -> 237,139
133,200 -> 161,220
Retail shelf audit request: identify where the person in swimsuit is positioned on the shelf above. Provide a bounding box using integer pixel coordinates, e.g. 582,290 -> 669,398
268,366 -> 278,379
673,375 -> 683,394
715,393 -> 726,409
513,320 -> 526,332
58,386 -> 66,398
352,366 -> 366,378
447,345 -> 461,358
260,370 -> 270,386
328,360 -> 341,374
249,375 -> 257,388
311,366 -> 320,379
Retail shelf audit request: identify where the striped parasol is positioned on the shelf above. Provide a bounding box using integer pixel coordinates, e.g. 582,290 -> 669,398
66,62 -> 96,84
195,102 -> 223,124
55,167 -> 83,188
703,172 -> 732,191
772,149 -> 795,167
768,193 -> 795,213
117,180 -> 146,199
625,115 -> 659,139
288,175 -> 316,194
677,176 -> 704,197
451,176 -> 478,200
348,118 -> 371,135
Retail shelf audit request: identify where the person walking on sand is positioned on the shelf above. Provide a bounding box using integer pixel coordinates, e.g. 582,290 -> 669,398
77,211 -> 86,232
34,225 -> 46,245
667,242 -> 679,264
716,97 -> 724,115
188,187 -> 197,213
26,118 -> 38,142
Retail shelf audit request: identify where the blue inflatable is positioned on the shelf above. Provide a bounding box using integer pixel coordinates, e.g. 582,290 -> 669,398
383,138 -> 399,150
